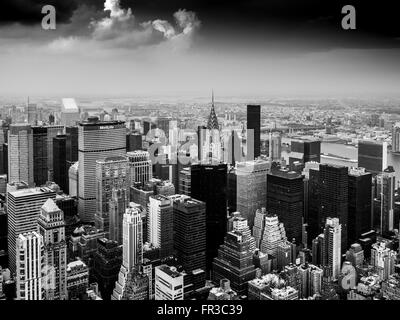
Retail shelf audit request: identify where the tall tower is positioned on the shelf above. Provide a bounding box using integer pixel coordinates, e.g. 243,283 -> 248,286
190,163 -> 228,272
203,91 -> 222,163
8,124 -> 34,186
78,117 -> 126,223
319,164 -> 348,251
267,167 -> 304,244
212,228 -> 257,296
127,151 -> 153,188
347,167 -> 372,244
246,105 -> 261,160
7,186 -> 56,274
109,188 -> 129,245
95,156 -> 128,232
148,195 -> 174,258
377,166 -> 396,235
323,217 -> 342,280
38,199 -> 68,300
16,232 -> 44,300
112,204 -> 146,300
32,126 -> 48,186
53,134 -> 67,192
236,160 -> 268,229
170,195 -> 206,272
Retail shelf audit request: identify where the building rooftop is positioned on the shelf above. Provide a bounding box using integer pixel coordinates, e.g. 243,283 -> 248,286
62,98 -> 79,113
8,186 -> 54,198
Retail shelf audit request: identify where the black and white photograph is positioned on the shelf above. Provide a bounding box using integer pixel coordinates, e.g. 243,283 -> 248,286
0,0 -> 400,316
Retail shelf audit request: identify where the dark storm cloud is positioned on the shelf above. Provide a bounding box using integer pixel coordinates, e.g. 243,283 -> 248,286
1,0 -> 399,49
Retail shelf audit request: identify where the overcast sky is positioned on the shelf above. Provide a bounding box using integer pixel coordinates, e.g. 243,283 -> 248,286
0,0 -> 399,98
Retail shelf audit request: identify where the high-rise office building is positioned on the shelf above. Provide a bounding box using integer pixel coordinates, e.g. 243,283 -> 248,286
347,167 -> 373,244
46,125 -> 64,181
92,238 -> 122,300
27,103 -> 37,125
212,229 -> 257,296
66,259 -> 89,300
65,126 -> 78,188
190,163 -> 227,271
290,140 -> 321,164
178,167 -> 191,196
170,195 -> 206,272
8,124 -> 34,186
322,218 -> 342,280
68,162 -> 79,197
109,188 -> 129,245
53,135 -> 67,192
7,186 -> 56,273
370,240 -> 396,281
127,151 -> 153,188
16,232 -> 44,300
236,160 -> 268,229
148,195 -> 173,258
319,164 -> 348,251
260,213 -> 288,257
392,122 -> 400,153
112,205 -> 145,300
78,118 -> 126,223
61,98 -> 80,126
377,166 -> 396,235
252,208 -> 268,249
358,140 -> 388,174
267,168 -> 304,244
228,212 -> 256,252
247,105 -> 261,160
155,265 -> 184,300
37,199 -> 68,300
95,156 -> 128,232
297,263 -> 323,298
126,132 -> 142,152
32,126 -> 48,186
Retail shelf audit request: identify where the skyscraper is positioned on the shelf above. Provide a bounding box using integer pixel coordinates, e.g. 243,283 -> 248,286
260,213 -> 288,257
37,199 -> 68,300
322,218 -> 342,280
247,105 -> 261,160
46,125 -> 64,181
212,229 -> 257,296
8,124 -> 34,186
95,156 -> 128,232
370,240 -> 396,281
170,195 -> 206,272
252,208 -> 268,249
377,166 -> 396,235
65,127 -> 78,175
347,167 -> 373,244
16,232 -> 44,300
392,122 -> 400,153
92,238 -> 122,300
109,188 -> 129,245
127,151 -> 153,188
155,265 -> 184,300
190,163 -> 227,271
27,103 -> 37,125
78,118 -> 126,223
7,186 -> 56,273
61,98 -> 80,126
358,140 -> 388,174
319,164 -> 348,251
112,205 -> 145,300
267,168 -> 304,244
53,135 -> 67,192
32,126 -> 48,186
148,195 -> 174,258
236,160 -> 268,229
290,140 -> 321,164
